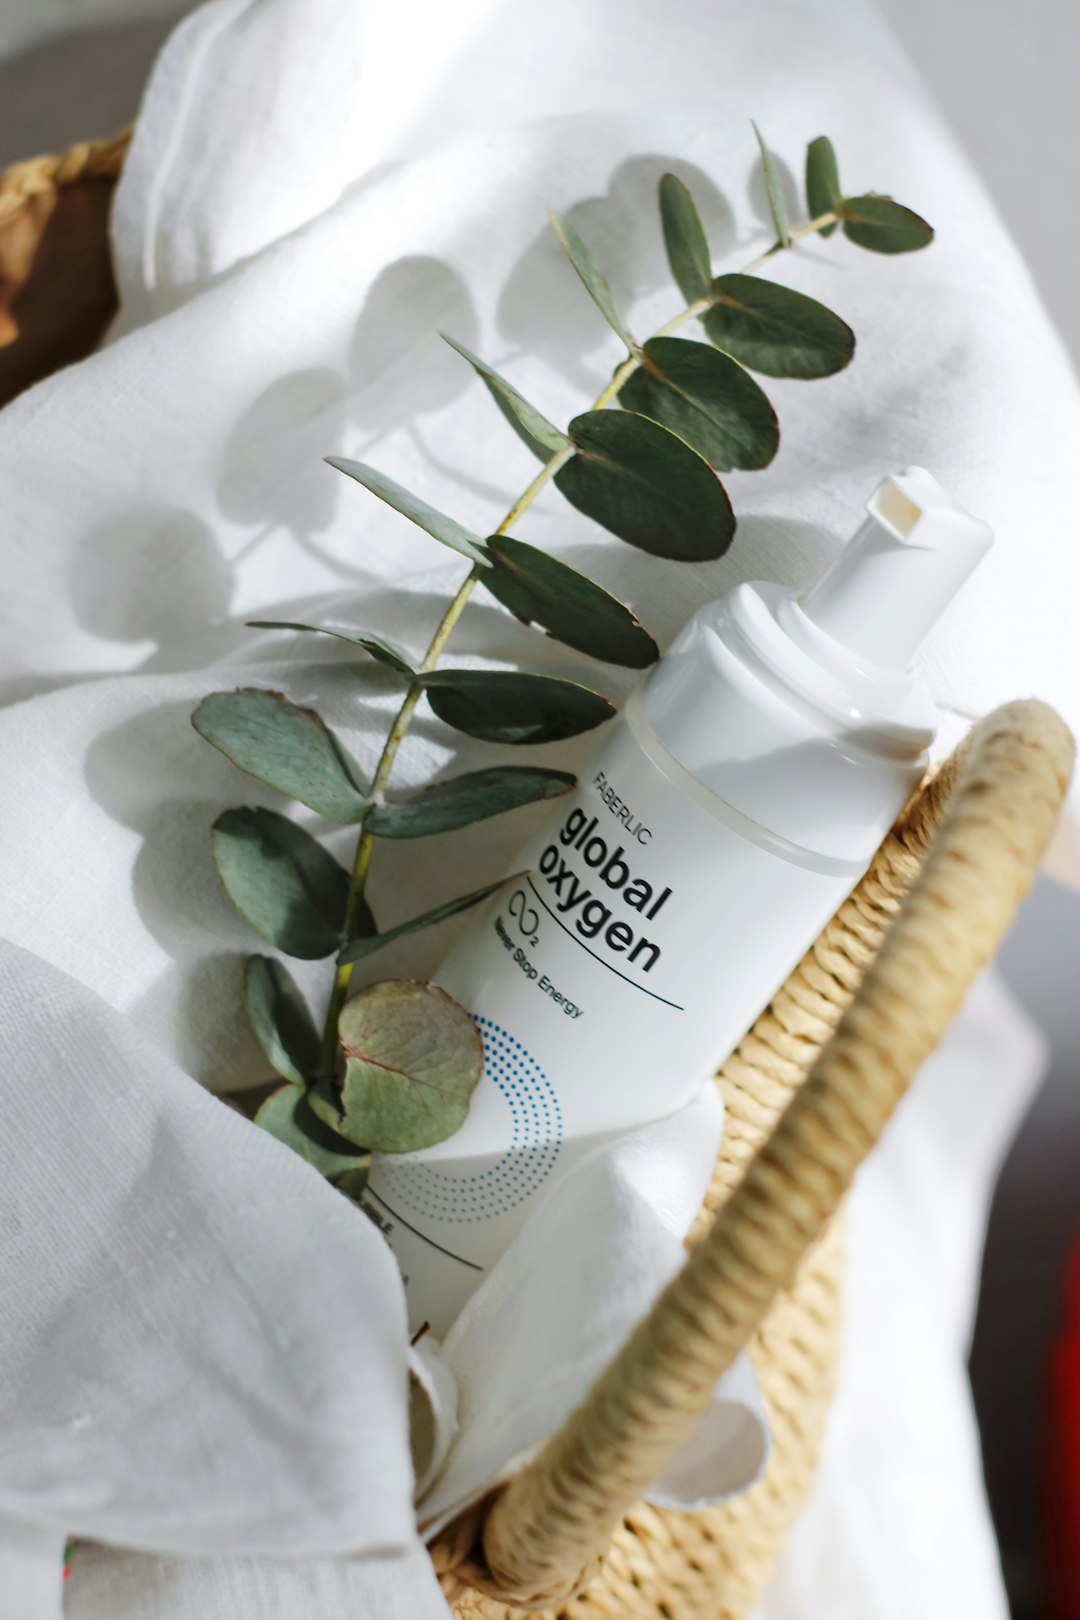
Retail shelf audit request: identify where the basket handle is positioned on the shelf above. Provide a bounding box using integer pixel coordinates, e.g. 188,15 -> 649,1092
461,699 -> 1073,1609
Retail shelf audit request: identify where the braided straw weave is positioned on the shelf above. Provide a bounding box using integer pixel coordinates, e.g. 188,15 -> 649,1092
432,699 -> 1074,1617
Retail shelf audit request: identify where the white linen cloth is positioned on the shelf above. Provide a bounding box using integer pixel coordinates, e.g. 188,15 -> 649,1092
1,0 -> 1078,1614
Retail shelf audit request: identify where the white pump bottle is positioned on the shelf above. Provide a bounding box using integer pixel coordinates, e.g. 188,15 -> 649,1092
362,467 -> 993,1334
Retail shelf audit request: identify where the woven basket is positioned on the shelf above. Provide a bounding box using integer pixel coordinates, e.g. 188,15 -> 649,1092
2,134 -> 1075,1620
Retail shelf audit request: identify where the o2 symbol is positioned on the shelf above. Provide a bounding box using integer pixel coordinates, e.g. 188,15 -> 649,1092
508,886 -> 540,947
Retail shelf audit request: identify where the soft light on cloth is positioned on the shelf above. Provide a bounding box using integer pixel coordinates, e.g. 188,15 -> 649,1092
1,0 -> 1077,1614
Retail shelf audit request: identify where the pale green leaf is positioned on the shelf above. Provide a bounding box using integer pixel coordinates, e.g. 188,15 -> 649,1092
193,689 -> 368,822
247,621 -> 416,676
256,1083 -> 370,1179
211,807 -> 349,959
243,955 -> 321,1084
440,334 -> 569,464
325,456 -> 491,567
368,766 -> 574,839
310,980 -> 483,1153
338,876 -> 515,965
550,211 -> 636,351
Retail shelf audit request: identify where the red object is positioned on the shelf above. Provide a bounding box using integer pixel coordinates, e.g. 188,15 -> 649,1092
1045,1241 -> 1080,1619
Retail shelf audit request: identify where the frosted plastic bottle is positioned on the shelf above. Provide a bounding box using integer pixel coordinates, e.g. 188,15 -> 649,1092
361,468 -> 993,1333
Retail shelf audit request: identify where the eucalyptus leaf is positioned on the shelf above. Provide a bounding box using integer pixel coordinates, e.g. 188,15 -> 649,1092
752,120 -> 791,249
211,807 -> 349,959
840,194 -> 934,254
482,534 -> 658,667
368,766 -> 574,839
193,689 -> 368,822
311,980 -> 484,1153
246,621 -> 416,677
704,273 -> 855,379
550,212 -> 636,351
440,334 -> 569,464
325,456 -> 491,567
658,173 -> 713,304
243,955 -> 321,1084
420,669 -> 615,744
619,337 -> 778,471
555,410 -> 735,560
255,1083 -> 370,1178
805,135 -> 840,235
338,876 -> 514,965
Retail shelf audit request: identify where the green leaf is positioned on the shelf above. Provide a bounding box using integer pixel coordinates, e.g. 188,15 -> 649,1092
338,876 -> 514,965
550,211 -> 636,352
211,807 -> 349,959
704,274 -> 855,379
619,338 -> 779,471
805,136 -> 840,236
243,955 -> 322,1084
193,689 -> 368,823
752,120 -> 791,249
659,174 -> 713,304
420,669 -> 615,744
325,456 -> 491,567
840,194 -> 934,254
554,410 -> 735,561
310,980 -> 484,1153
246,621 -> 416,676
440,334 -> 569,465
368,766 -> 575,840
256,1083 -> 370,1179
482,534 -> 659,668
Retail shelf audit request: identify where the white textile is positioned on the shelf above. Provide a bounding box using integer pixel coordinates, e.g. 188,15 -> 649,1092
1,0 -> 1077,1614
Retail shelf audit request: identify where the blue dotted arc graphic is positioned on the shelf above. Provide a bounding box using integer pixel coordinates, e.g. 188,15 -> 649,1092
376,1014 -> 563,1224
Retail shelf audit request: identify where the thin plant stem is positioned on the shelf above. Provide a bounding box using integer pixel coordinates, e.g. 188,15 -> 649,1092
317,209 -> 838,1067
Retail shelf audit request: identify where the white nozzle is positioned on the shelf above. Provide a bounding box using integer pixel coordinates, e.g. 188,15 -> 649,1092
800,467 -> 993,669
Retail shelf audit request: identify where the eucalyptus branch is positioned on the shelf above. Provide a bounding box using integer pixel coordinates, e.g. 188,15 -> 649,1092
192,131 -> 934,1164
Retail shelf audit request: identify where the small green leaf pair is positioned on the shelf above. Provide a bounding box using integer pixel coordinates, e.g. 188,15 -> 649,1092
805,133 -> 934,253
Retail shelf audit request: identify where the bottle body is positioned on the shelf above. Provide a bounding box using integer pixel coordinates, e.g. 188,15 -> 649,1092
364,689 -> 881,1334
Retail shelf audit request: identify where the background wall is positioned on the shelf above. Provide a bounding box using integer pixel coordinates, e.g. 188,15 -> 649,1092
875,3 -> 1080,1613
2,2 -> 1078,1613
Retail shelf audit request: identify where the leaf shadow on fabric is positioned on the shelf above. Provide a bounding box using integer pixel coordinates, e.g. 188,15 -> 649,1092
69,506 -> 246,674
496,154 -> 735,392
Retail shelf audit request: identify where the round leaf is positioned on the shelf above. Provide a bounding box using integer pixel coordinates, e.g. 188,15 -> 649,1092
704,273 -> 855,379
193,689 -> 368,823
243,955 -> 321,1084
441,334 -> 569,464
482,534 -> 659,667
246,621 -> 416,676
840,194 -> 934,254
211,807 -> 349,959
338,875 -> 517,966
312,980 -> 484,1154
619,337 -> 779,471
805,135 -> 840,235
368,766 -> 575,839
256,1083 -> 370,1179
555,410 -> 735,561
325,456 -> 491,567
659,173 -> 713,304
550,212 -> 636,351
420,669 -> 615,744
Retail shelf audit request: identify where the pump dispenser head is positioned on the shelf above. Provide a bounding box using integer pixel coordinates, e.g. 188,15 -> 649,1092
799,467 -> 993,670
